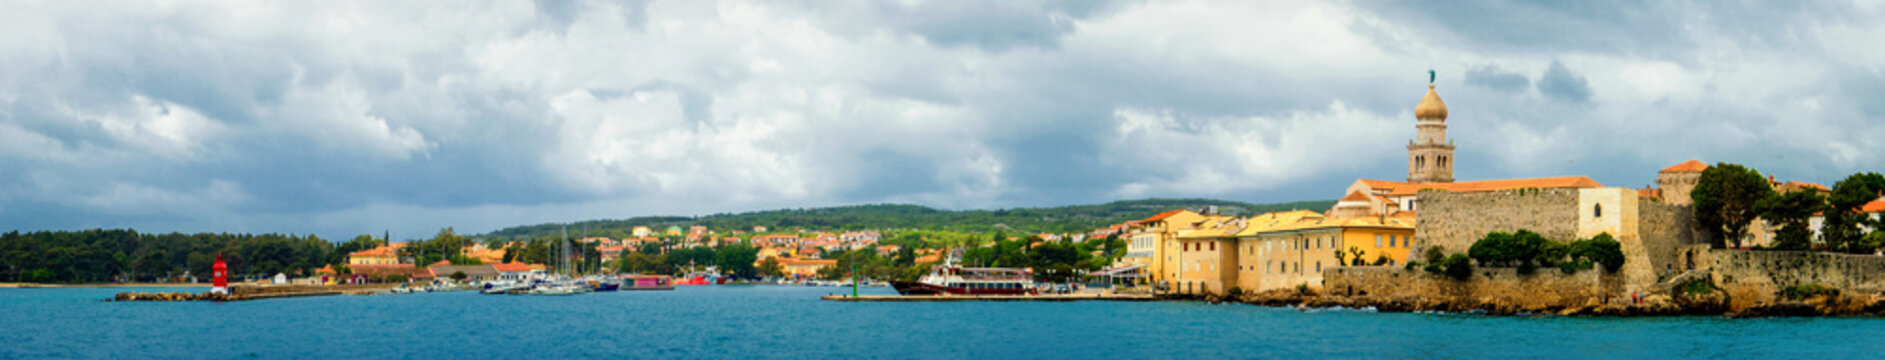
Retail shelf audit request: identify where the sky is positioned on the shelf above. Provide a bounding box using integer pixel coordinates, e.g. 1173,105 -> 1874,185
3,0 -> 1883,240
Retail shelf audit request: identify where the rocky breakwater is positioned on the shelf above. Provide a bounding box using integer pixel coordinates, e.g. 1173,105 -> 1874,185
111,291 -> 239,302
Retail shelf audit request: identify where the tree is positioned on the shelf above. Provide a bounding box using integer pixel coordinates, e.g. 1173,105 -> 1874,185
449,271 -> 467,282
1755,190 -> 1827,250
1347,247 -> 1366,266
1823,172 -> 1885,253
758,256 -> 784,277
715,243 -> 759,278
1693,163 -> 1776,248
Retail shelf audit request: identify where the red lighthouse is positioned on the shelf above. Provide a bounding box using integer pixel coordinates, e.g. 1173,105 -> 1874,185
211,253 -> 229,295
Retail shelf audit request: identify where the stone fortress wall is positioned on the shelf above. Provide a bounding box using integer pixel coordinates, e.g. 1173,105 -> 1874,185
1408,188 -> 1707,293
1705,250 -> 1885,309
1409,189 -> 1580,256
1322,266 -> 1617,310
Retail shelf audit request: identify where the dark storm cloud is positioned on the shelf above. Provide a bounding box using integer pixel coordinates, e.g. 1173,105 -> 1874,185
1464,65 -> 1530,94
1536,60 -> 1591,103
1,0 -> 1880,240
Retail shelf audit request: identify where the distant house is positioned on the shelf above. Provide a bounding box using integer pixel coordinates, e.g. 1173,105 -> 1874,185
348,244 -> 403,265
429,264 -> 500,283
632,226 -> 654,237
348,264 -> 433,282
492,262 -> 540,281
753,226 -> 768,233
776,257 -> 838,278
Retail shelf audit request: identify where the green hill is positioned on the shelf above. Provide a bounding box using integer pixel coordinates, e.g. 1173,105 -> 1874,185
481,198 -> 1334,241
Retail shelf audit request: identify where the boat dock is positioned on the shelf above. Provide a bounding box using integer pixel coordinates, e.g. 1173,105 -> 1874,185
822,293 -> 1157,302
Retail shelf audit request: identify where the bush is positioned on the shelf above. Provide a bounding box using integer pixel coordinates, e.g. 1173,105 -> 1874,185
1679,277 -> 1714,296
1404,260 -> 1421,271
1423,246 -> 1446,264
1372,255 -> 1390,266
1779,283 -> 1839,300
1556,260 -> 1593,274
1468,230 -> 1550,268
1442,254 -> 1473,280
1227,287 -> 1244,297
1568,234 -> 1626,272
450,271 -> 468,281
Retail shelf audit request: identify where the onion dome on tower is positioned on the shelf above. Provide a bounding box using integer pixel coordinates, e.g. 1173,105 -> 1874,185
1415,85 -> 1448,120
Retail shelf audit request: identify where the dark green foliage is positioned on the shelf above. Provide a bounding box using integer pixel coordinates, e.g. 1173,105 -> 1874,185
1755,190 -> 1827,250
1679,277 -> 1715,296
1422,246 -> 1447,264
0,229 -> 335,283
1464,231 -> 1625,274
481,199 -> 1335,242
1567,234 -> 1626,272
1441,254 -> 1473,280
1823,172 -> 1885,253
1692,163 -> 1777,248
1467,230 -> 1549,267
449,271 -> 467,281
715,243 -> 760,278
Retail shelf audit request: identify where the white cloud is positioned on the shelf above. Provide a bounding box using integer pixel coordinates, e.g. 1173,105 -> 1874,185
0,0 -> 1880,239
1104,101 -> 1402,198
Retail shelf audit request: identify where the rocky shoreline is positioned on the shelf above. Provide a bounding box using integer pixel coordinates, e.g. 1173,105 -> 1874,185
106,284 -> 398,302
1210,288 -> 1885,318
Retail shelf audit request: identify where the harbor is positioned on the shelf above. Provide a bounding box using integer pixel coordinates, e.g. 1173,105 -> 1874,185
822,293 -> 1154,302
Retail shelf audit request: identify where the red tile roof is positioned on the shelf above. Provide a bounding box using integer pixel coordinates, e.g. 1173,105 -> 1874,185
1661,159 -> 1709,173
1638,188 -> 1661,198
1781,181 -> 1829,192
1339,191 -> 1371,202
1141,209 -> 1185,223
492,262 -> 535,273
1863,200 -> 1885,213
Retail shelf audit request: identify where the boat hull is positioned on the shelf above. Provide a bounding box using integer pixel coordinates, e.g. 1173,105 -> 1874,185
892,280 -> 1032,296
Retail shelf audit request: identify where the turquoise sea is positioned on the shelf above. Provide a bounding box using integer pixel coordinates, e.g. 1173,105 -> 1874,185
1,285 -> 1880,359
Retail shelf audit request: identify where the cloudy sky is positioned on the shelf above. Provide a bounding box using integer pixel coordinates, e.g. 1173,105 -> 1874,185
3,0 -> 1883,240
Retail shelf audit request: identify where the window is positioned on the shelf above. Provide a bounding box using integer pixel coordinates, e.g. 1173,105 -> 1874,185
1389,235 -> 1396,248
1595,204 -> 1603,217
1376,234 -> 1382,247
1210,242 -> 1216,251
1316,261 -> 1321,272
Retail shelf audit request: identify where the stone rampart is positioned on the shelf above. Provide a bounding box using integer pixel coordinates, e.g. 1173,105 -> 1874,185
1322,266 -> 1620,310
1621,202 -> 1709,289
1412,189 -> 1579,256
1707,250 -> 1885,309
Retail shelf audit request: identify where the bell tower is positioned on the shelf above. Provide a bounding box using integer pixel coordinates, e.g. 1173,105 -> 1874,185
1408,72 -> 1455,183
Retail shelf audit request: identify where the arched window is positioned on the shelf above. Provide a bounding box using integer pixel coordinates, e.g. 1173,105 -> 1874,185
1416,156 -> 1425,169
1595,204 -> 1603,217
1439,155 -> 1448,168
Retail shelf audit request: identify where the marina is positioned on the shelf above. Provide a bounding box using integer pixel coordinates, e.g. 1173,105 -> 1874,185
822,293 -> 1155,302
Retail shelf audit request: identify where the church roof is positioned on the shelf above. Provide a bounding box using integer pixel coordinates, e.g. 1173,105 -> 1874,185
1359,176 -> 1604,197
1339,191 -> 1371,202
1415,85 -> 1448,119
1661,159 -> 1709,173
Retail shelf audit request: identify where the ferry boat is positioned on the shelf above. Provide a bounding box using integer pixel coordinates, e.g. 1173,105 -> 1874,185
892,249 -> 1035,296
619,275 -> 675,290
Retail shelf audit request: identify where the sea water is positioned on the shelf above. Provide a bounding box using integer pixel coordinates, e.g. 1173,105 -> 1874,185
1,285 -> 1879,359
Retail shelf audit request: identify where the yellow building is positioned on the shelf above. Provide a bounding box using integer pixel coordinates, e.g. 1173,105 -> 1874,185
348,244 -> 402,265
1123,209 -> 1206,286
776,257 -> 837,278
1173,216 -> 1244,295
1227,211 -> 1415,295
